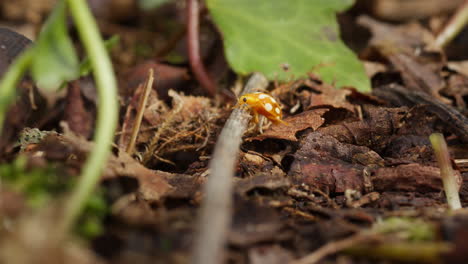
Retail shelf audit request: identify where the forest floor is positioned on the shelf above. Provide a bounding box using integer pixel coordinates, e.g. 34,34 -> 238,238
1,1 -> 468,264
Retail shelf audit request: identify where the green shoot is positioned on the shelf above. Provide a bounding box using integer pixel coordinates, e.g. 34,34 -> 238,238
57,0 -> 118,238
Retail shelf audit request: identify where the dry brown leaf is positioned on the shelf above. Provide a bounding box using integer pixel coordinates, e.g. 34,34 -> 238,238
248,109 -> 328,142
35,132 -> 172,202
304,80 -> 355,113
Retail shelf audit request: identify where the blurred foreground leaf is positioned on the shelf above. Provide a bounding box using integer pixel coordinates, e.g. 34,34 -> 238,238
207,0 -> 371,91
31,0 -> 79,90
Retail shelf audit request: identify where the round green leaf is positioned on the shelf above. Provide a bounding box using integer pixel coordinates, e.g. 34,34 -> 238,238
207,0 -> 370,92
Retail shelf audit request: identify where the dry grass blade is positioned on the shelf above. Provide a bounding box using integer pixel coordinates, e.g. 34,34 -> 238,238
191,73 -> 268,264
126,68 -> 154,155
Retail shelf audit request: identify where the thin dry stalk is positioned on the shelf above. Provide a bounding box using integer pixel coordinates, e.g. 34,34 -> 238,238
126,68 -> 154,155
429,133 -> 462,210
191,73 -> 268,264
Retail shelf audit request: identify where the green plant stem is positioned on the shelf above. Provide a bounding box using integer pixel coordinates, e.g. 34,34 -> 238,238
57,0 -> 118,238
429,133 -> 462,210
0,48 -> 34,134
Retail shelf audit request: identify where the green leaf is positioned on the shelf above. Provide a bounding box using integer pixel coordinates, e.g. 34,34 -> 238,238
31,0 -> 79,90
206,0 -> 371,92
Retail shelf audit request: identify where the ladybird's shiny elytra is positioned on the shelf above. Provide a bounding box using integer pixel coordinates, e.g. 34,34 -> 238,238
235,92 -> 288,125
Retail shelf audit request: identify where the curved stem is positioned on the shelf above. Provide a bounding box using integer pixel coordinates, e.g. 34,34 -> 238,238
0,48 -> 34,135
57,0 -> 118,237
187,0 -> 217,97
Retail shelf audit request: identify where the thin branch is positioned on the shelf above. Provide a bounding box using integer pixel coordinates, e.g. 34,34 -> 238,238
186,0 -> 217,97
126,68 -> 154,154
191,73 -> 268,264
434,0 -> 468,49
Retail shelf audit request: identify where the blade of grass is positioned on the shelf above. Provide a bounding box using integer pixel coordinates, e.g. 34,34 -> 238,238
126,68 -> 154,154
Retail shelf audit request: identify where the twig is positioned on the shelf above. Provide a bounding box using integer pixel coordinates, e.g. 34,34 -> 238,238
434,0 -> 468,49
290,233 -> 377,264
429,133 -> 462,210
186,0 -> 217,97
282,207 -> 318,222
191,73 -> 268,264
126,68 -> 154,155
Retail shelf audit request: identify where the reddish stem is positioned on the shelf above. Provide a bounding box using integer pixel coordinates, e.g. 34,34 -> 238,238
187,0 -> 217,97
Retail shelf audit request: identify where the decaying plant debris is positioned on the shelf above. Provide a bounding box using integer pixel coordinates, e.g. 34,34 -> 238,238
1,1 -> 468,264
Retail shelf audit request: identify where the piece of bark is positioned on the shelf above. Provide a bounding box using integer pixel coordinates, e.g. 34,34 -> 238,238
318,105 -> 408,152
373,163 -> 462,193
289,132 -> 384,194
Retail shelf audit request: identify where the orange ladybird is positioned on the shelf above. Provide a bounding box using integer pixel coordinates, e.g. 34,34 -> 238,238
236,92 -> 288,125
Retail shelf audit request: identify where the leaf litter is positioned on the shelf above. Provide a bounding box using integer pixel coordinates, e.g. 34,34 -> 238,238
1,1 -> 468,264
